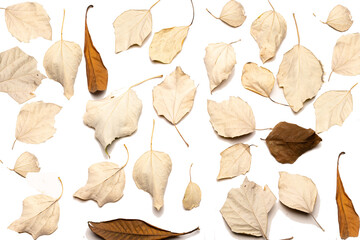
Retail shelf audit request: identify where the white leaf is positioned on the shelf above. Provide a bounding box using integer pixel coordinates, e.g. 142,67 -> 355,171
314,85 -> 355,133
325,5 -> 353,32
5,2 -> 52,42
183,164 -> 201,210
14,101 -> 62,147
113,10 -> 152,53
83,89 -> 142,150
241,62 -> 274,97
278,171 -> 317,213
207,96 -> 255,138
219,0 -> 246,27
13,152 -> 40,178
0,47 -> 45,104
217,143 -> 252,180
204,42 -> 236,92
220,177 -> 276,238
43,40 -> 82,99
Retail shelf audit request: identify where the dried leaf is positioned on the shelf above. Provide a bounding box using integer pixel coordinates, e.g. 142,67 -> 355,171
4,2 -> 52,42
314,84 -> 356,133
13,152 -> 40,178
84,5 -> 108,93
325,5 -> 353,32
220,177 -> 276,239
149,0 -> 194,64
14,101 -> 62,149
204,42 -> 236,92
74,145 -> 129,207
8,178 -> 63,239
250,0 -> 287,63
277,14 -> 323,112
133,120 -> 172,210
113,0 -> 160,53
88,218 -> 199,240
207,96 -> 255,138
217,143 -> 252,180
241,62 -> 274,97
265,122 -> 322,164
43,11 -> 82,99
153,67 -> 196,146
183,164 -> 201,210
207,0 -> 246,27
330,33 -> 360,79
336,152 -> 360,239
0,47 -> 45,104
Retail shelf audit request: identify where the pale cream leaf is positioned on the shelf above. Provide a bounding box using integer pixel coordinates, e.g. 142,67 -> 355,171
241,62 -> 274,97
326,5 -> 353,32
14,152 -> 40,178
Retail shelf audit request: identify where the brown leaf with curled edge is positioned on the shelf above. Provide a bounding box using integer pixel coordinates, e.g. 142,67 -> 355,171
336,152 -> 360,239
84,5 -> 108,93
88,218 -> 199,240
265,122 -> 321,164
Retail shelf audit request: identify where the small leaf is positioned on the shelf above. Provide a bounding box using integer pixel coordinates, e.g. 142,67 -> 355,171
84,5 -> 108,93
325,5 -> 353,32
14,101 -> 62,149
88,218 -> 199,240
336,152 -> 360,239
14,152 -> 40,178
217,143 -> 252,180
4,2 -> 52,42
207,0 -> 246,28
265,122 -> 322,164
241,62 -> 274,97
183,164 -> 201,210
207,96 -> 255,138
220,177 -> 276,239
0,47 -> 45,104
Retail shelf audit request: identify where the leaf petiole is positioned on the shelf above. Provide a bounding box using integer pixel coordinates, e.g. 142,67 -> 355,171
56,177 -> 64,202
206,8 -> 219,19
174,124 -> 189,147
149,0 -> 161,11
310,213 -> 325,232
128,75 -> 163,90
293,13 -> 301,45
188,0 -> 195,26
120,144 -> 129,169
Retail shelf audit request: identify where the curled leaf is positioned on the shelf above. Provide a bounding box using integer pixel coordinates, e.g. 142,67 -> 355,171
207,0 -> 246,27
14,152 -> 40,178
241,62 -> 274,97
325,5 -> 353,32
183,164 -> 201,210
84,5 -> 108,93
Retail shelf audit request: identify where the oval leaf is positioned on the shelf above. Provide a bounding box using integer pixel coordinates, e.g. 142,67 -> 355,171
183,182 -> 201,210
326,5 -> 353,32
220,0 -> 246,27
241,62 -> 274,97
14,152 -> 40,178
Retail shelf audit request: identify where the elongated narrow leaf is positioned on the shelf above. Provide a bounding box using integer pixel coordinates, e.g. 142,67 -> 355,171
88,218 -> 199,240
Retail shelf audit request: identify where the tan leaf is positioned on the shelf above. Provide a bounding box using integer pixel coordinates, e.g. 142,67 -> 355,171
5,2 -> 52,42
113,0 -> 160,53
13,152 -> 40,178
207,96 -> 255,138
314,84 -> 356,133
336,152 -> 360,239
241,62 -> 274,97
153,66 -> 196,146
265,122 -> 322,164
250,1 -> 287,63
133,120 -> 172,211
8,178 -> 63,239
88,218 -> 199,240
325,5 -> 353,32
330,33 -> 360,79
207,0 -> 246,27
74,145 -> 129,207
217,143 -> 252,180
43,11 -> 82,99
204,42 -> 237,92
277,14 -> 323,112
183,164 -> 201,210
84,5 -> 108,93
220,177 -> 276,239
0,47 -> 45,104
14,101 -> 62,149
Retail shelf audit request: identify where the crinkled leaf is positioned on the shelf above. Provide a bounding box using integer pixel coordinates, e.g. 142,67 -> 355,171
325,5 -> 353,32
241,62 -> 274,97
14,152 -> 40,178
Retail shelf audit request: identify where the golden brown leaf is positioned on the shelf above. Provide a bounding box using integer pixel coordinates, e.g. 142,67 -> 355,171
88,218 -> 199,240
84,5 -> 108,93
336,152 -> 360,239
265,122 -> 321,164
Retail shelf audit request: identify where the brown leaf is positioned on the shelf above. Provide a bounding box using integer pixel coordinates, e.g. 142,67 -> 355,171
84,5 -> 108,93
265,122 -> 321,164
336,152 -> 360,239
88,218 -> 199,240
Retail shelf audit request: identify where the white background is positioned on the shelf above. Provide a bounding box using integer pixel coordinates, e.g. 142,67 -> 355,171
0,0 -> 359,239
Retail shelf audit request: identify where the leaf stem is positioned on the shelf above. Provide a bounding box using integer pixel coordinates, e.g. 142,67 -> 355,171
150,120 -> 155,152
61,9 -> 65,41
129,75 -> 163,90
12,139 -> 17,150
337,152 -> 345,166
174,125 -> 189,147
349,82 -> 358,92
189,0 -> 195,26
269,97 -> 291,107
120,144 -> 129,169
328,71 -> 333,82
267,0 -> 275,12
229,39 -> 241,45
189,163 -> 193,182
206,8 -> 219,19
293,13 -> 300,46
310,213 -> 325,232
180,226 -> 200,236
56,177 -> 64,202
0,7 -> 5,10
249,144 -> 258,148
85,5 -> 93,21
149,0 -> 161,11
255,128 -> 273,131
313,13 -> 327,24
